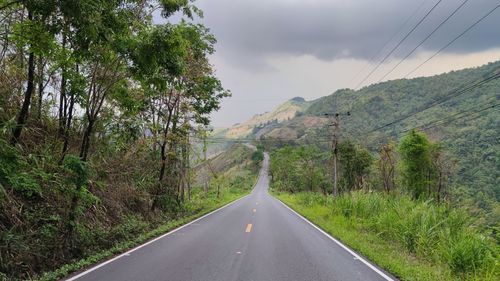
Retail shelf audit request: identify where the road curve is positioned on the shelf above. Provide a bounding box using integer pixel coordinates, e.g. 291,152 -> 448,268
66,153 -> 396,281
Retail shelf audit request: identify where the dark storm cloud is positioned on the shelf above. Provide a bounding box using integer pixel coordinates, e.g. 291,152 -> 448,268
196,0 -> 500,68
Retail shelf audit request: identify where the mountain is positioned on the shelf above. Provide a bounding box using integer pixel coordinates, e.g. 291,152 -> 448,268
219,97 -> 311,139
223,61 -> 500,219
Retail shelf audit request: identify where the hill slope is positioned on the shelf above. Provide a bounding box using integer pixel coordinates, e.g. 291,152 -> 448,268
231,61 -> 500,220
221,97 -> 310,138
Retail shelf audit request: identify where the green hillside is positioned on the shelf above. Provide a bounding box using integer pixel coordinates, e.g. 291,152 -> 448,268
308,61 -> 499,196
247,61 -> 499,224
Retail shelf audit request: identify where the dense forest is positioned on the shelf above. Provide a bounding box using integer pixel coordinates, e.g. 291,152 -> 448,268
0,1 -> 259,280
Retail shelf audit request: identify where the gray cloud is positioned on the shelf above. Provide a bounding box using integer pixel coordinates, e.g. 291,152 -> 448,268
196,0 -> 500,69
157,0 -> 500,127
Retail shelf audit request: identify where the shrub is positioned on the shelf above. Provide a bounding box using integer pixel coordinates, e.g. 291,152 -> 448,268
447,233 -> 495,277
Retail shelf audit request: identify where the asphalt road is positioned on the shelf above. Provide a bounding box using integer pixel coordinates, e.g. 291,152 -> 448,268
67,153 -> 396,281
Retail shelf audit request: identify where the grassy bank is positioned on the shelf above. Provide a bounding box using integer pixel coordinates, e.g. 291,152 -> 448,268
274,191 -> 498,281
33,169 -> 257,281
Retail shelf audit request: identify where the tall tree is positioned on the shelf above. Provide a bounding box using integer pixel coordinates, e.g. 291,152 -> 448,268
399,130 -> 431,199
338,141 -> 373,191
378,141 -> 396,193
9,0 -> 57,144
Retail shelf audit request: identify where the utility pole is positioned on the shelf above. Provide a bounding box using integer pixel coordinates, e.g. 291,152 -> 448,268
325,111 -> 350,197
203,129 -> 208,197
186,134 -> 191,201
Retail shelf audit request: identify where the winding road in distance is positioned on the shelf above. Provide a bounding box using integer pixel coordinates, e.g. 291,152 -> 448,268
66,153 -> 396,281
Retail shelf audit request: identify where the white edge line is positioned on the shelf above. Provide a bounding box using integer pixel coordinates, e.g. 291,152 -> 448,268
65,194 -> 250,281
273,197 -> 396,281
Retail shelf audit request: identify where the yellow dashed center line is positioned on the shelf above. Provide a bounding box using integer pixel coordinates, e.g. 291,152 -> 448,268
245,223 -> 253,233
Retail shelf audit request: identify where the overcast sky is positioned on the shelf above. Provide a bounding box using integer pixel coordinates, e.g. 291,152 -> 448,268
167,0 -> 500,127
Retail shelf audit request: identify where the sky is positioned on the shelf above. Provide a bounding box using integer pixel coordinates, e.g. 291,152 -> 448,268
164,0 -> 500,127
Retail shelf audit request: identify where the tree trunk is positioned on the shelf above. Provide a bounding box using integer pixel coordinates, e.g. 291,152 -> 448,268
79,119 -> 94,161
60,91 -> 75,163
37,56 -> 44,120
158,142 -> 167,181
58,35 -> 67,136
11,30 -> 35,145
186,135 -> 191,201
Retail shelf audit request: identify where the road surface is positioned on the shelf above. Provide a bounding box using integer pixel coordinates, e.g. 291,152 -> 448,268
67,153 -> 396,281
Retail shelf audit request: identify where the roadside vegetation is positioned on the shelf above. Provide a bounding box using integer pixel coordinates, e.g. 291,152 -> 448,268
0,1 -> 260,280
37,168 -> 256,281
269,130 -> 499,281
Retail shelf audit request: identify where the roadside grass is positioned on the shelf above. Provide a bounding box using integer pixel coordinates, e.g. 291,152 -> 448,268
273,191 -> 498,281
32,170 -> 257,281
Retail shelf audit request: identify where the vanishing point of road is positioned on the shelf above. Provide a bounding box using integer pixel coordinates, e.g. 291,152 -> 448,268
66,153 -> 396,281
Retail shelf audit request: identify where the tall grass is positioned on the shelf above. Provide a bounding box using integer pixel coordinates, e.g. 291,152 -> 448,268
281,191 -> 498,280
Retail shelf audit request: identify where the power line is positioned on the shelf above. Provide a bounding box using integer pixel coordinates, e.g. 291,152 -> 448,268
364,101 -> 500,145
402,100 -> 499,133
354,0 -> 444,90
361,70 -> 500,135
348,0 -> 429,87
200,82 -> 499,143
350,99 -> 499,146
404,2 -> 500,78
194,100 -> 499,146
421,104 -> 499,131
376,0 -> 470,83
197,74 -> 499,146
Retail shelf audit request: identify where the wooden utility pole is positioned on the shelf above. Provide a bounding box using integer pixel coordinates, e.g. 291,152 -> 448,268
326,113 -> 340,196
325,111 -> 350,197
186,134 -> 191,201
203,131 -> 208,197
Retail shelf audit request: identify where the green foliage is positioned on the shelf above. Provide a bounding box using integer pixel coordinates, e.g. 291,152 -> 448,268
131,24 -> 188,77
63,154 -> 91,188
0,139 -> 46,198
338,141 -> 373,191
251,145 -> 264,169
399,130 -> 431,199
270,145 -> 330,193
0,139 -> 19,183
448,233 -> 495,277
8,172 -> 42,198
11,17 -> 56,55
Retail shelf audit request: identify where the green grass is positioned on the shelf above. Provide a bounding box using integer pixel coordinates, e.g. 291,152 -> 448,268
273,191 -> 498,281
33,172 -> 257,281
